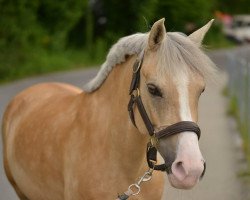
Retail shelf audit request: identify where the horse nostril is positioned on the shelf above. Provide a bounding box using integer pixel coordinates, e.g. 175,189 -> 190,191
171,161 -> 187,181
200,161 -> 206,179
176,161 -> 184,172
171,159 -> 205,181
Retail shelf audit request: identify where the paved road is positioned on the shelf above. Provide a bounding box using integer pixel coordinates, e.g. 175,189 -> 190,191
0,48 -> 247,200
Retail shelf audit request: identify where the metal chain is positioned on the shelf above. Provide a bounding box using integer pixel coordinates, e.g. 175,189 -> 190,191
116,167 -> 154,200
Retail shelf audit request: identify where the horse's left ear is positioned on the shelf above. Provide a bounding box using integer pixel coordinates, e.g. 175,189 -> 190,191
188,19 -> 214,46
148,18 -> 166,50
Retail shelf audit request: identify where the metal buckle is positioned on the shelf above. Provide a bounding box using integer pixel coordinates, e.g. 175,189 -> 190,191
150,135 -> 159,147
149,159 -> 157,166
131,88 -> 140,98
128,168 -> 154,196
128,184 -> 141,196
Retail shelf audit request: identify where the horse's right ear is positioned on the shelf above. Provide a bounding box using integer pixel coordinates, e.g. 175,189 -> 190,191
148,18 -> 166,50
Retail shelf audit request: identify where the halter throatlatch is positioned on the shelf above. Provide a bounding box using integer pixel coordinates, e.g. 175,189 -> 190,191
128,51 -> 201,172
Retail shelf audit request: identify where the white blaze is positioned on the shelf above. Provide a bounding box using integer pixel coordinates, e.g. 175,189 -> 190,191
160,71 -> 204,198
177,73 -> 192,121
174,71 -> 203,173
161,72 -> 204,198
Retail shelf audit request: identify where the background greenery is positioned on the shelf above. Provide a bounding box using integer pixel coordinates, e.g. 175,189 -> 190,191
0,0 -> 248,82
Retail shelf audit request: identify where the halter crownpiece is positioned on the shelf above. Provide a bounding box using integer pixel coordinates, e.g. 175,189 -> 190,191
128,51 -> 201,172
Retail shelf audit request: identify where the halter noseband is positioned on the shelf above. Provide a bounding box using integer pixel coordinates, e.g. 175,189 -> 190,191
128,51 -> 201,172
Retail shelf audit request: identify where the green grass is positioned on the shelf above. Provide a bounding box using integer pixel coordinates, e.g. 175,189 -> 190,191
0,47 -> 106,84
0,28 -> 235,84
204,24 -> 236,49
225,89 -> 250,175
205,33 -> 235,49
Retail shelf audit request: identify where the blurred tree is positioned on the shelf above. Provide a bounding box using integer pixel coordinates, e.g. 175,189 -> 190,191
216,0 -> 250,14
0,0 -> 87,50
0,0 -> 248,82
151,0 -> 215,33
0,0 -> 88,81
100,0 -> 158,43
0,0 -> 40,49
67,0 -> 158,49
67,0 -> 101,49
36,0 -> 87,50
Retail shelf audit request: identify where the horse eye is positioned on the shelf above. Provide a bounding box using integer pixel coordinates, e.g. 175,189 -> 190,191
147,84 -> 162,97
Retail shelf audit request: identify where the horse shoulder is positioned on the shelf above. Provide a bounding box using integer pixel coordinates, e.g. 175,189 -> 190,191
3,82 -> 82,140
2,82 -> 85,200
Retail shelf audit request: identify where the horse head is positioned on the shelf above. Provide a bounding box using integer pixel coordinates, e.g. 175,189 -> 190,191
132,18 -> 215,189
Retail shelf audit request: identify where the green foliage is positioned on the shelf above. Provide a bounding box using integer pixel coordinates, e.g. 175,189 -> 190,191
204,23 -> 235,49
0,0 -> 89,82
148,0 -> 215,32
228,95 -> 239,119
217,0 -> 250,14
227,94 -> 250,173
0,0 -> 41,49
103,0 -> 143,35
0,0 -> 87,50
99,0 -> 158,44
0,0 -> 246,83
0,48 -> 101,83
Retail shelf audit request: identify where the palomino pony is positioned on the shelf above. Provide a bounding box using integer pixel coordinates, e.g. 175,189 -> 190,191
2,18 -> 216,200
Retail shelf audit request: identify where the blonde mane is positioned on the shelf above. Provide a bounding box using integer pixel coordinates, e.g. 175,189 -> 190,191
84,32 -> 216,92
84,33 -> 148,92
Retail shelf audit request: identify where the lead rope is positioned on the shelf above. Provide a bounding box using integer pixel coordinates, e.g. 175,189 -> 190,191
116,164 -> 155,200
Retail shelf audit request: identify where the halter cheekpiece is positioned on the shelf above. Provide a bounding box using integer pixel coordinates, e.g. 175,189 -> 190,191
127,51 -> 201,172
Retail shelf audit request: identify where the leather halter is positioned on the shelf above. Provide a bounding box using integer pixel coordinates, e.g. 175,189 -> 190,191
127,51 -> 201,172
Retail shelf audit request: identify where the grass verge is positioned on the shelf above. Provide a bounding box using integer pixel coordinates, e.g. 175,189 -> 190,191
0,28 -> 235,84
204,24 -> 236,49
225,87 -> 250,175
0,46 -> 106,84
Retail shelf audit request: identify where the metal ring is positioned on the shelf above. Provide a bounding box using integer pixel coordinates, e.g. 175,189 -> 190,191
136,88 -> 140,97
150,135 -> 158,147
128,184 -> 141,196
141,172 -> 152,182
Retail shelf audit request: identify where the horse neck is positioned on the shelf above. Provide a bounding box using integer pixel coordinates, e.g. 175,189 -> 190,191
81,56 -> 148,176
